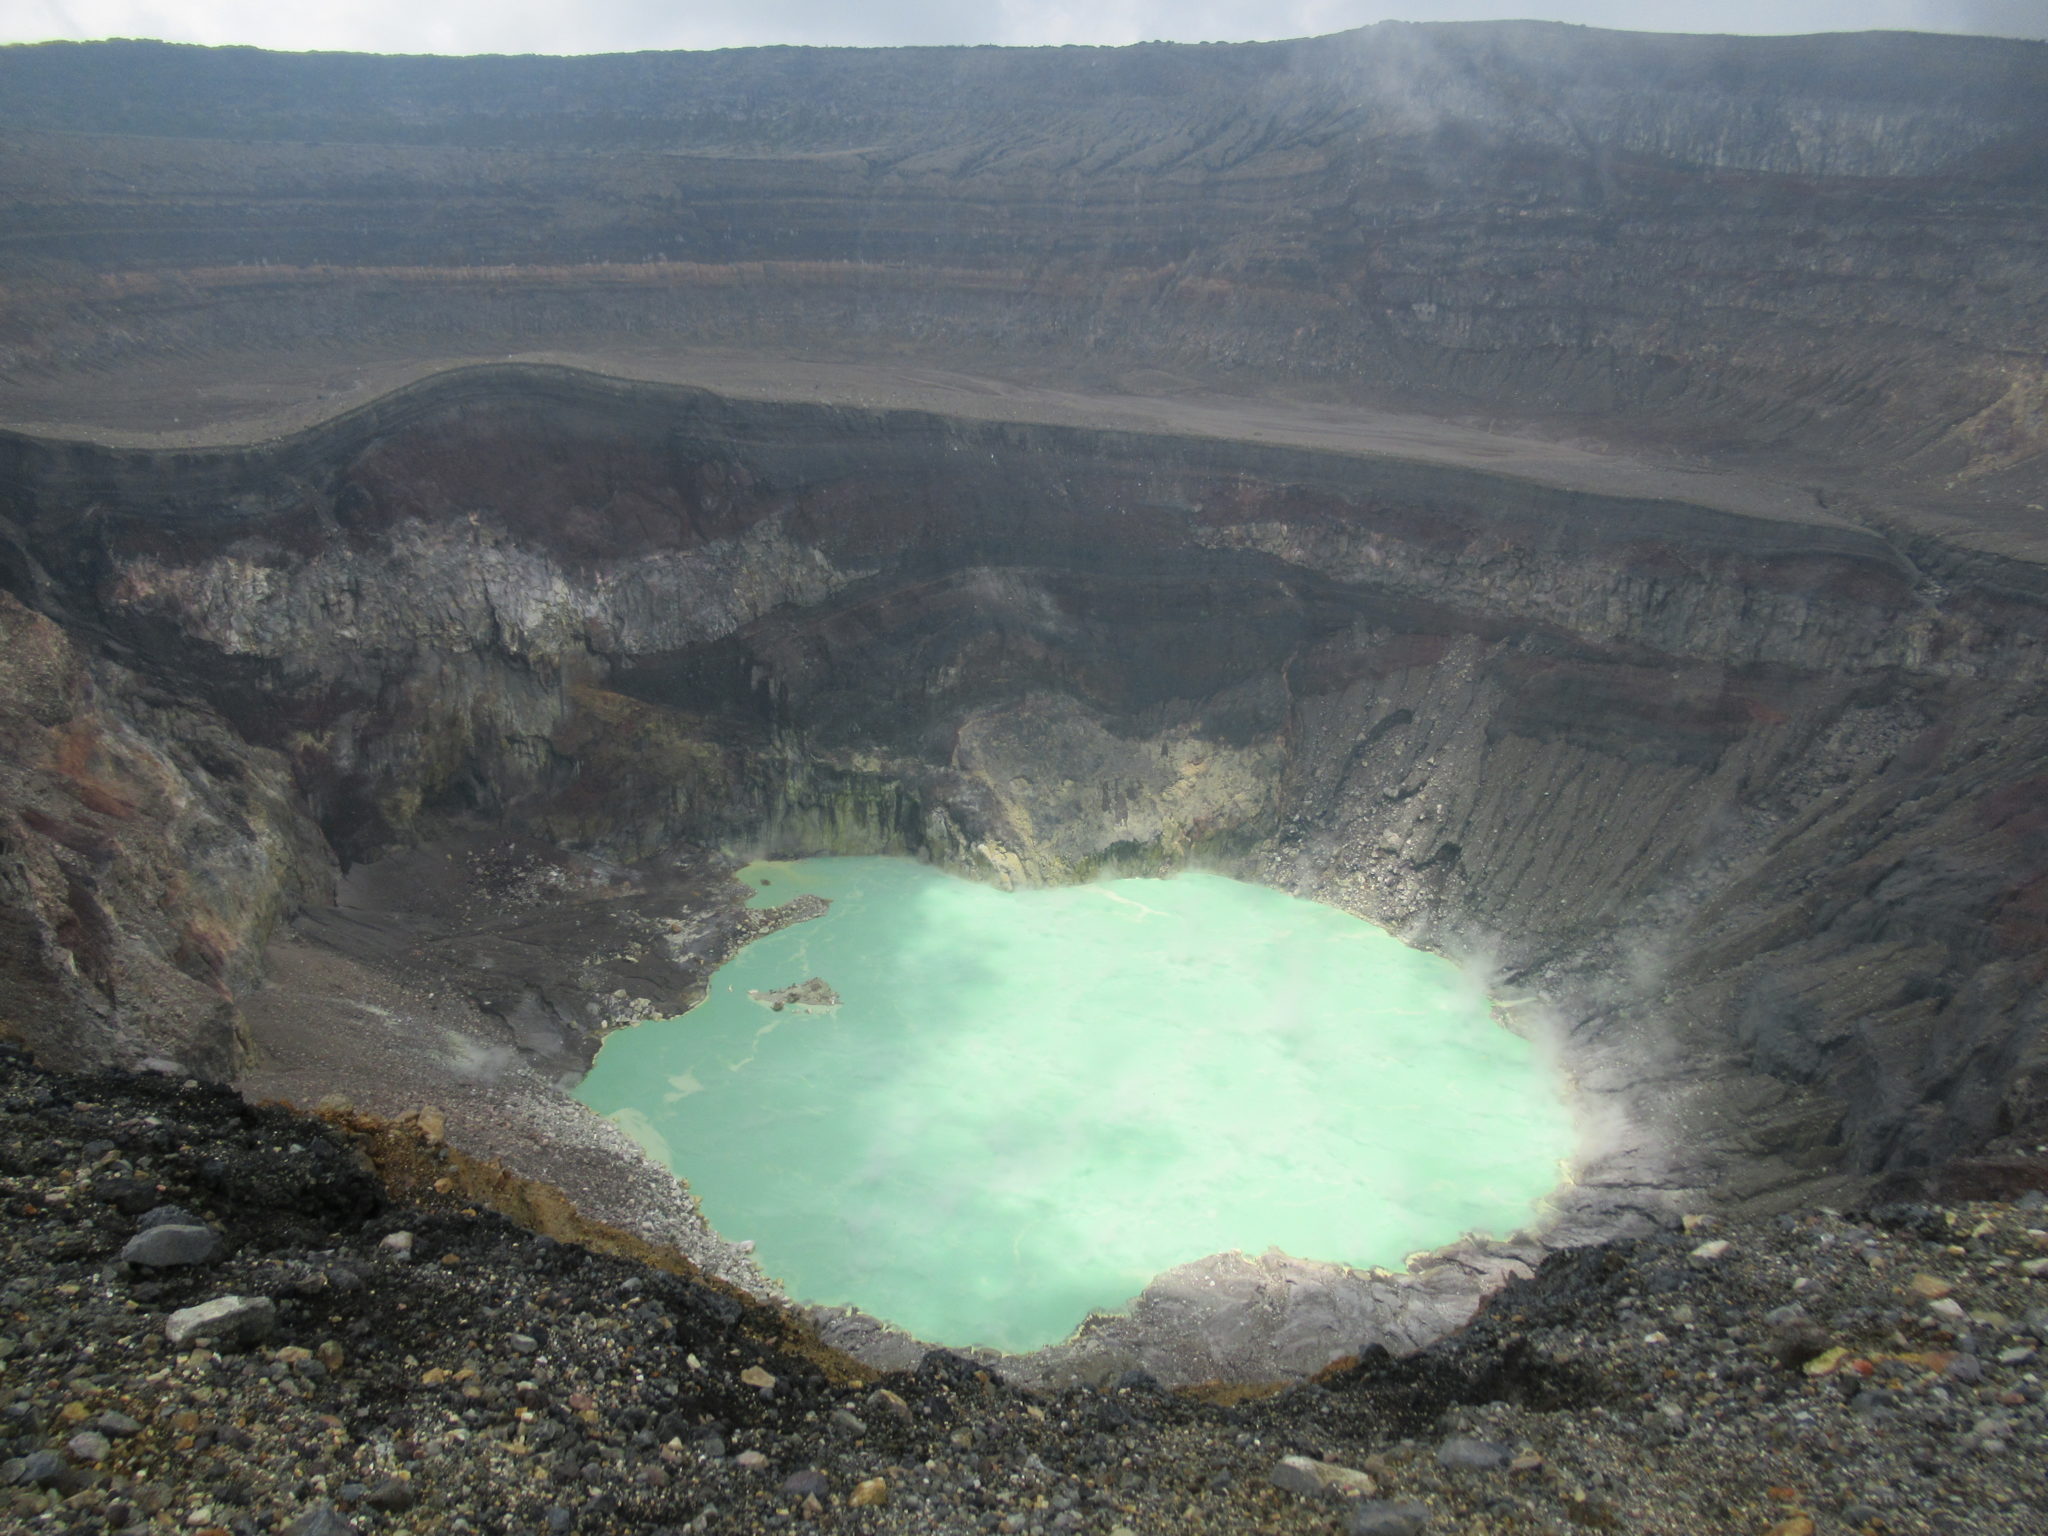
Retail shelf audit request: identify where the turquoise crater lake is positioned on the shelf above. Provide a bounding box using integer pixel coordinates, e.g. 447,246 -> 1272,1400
575,857 -> 1572,1353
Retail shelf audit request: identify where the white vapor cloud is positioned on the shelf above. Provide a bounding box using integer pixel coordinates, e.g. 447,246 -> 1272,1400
1,0 -> 2042,53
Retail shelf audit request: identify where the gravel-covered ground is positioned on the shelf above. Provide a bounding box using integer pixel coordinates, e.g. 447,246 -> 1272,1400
4,1042 -> 2046,1536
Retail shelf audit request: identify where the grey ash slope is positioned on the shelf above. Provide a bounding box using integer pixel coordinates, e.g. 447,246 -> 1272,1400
0,23 -> 2043,545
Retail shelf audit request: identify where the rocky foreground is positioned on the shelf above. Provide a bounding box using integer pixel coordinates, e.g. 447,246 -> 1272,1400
2,1044 -> 2046,1536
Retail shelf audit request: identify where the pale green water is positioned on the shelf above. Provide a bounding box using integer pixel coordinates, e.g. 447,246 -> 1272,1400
576,857 -> 1571,1353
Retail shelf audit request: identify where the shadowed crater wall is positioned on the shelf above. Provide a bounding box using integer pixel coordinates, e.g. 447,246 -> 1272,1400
2,364 -> 2046,1217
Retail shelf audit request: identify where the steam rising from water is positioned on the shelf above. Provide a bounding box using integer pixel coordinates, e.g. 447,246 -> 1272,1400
576,857 -> 1571,1352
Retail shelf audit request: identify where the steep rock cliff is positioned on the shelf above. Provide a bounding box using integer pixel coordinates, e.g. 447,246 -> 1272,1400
2,365 -> 2044,1206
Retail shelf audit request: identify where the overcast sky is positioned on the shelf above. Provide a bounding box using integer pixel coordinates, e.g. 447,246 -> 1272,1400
2,0 -> 2043,54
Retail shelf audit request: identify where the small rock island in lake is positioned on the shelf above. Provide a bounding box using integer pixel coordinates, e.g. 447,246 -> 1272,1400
747,977 -> 842,1012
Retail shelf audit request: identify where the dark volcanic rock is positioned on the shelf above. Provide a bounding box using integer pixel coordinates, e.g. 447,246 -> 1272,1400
119,1223 -> 219,1268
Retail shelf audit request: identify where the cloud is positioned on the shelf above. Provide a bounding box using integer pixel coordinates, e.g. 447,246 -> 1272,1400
2,0 -> 2042,54
1916,1 -> 2048,38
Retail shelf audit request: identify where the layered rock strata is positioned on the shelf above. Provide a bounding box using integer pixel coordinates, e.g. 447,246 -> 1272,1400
0,25 -> 2044,512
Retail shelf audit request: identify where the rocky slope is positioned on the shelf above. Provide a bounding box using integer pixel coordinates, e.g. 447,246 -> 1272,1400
6,1045 -> 2048,1536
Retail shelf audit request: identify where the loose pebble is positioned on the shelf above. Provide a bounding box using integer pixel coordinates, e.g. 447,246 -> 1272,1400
364,1475 -> 415,1512
1436,1436 -> 1515,1471
780,1468 -> 829,1499
165,1294 -> 278,1348
121,1223 -> 221,1268
1346,1501 -> 1433,1536
1269,1453 -> 1379,1499
867,1386 -> 912,1421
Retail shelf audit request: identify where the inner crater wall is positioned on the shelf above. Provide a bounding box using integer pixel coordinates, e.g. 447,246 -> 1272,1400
3,367 -> 2046,1206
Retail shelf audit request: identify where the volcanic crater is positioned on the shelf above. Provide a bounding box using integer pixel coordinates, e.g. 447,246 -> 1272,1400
0,22 -> 2045,1384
